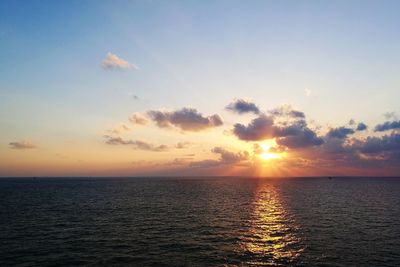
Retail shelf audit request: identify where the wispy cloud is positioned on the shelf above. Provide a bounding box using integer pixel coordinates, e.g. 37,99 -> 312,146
190,147 -> 249,168
128,93 -> 140,100
9,140 -> 36,150
107,123 -> 132,135
212,147 -> 249,164
129,112 -> 149,125
269,105 -> 305,118
104,135 -> 168,152
175,142 -> 192,149
101,52 -> 138,70
304,88 -> 312,96
384,112 -> 397,120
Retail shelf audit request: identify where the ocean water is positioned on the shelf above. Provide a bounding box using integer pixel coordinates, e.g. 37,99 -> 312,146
0,177 -> 400,267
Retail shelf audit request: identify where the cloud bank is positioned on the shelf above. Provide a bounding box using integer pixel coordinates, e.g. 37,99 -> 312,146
101,99 -> 400,175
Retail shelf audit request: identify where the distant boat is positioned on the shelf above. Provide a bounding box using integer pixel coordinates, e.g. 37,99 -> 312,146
328,176 -> 333,180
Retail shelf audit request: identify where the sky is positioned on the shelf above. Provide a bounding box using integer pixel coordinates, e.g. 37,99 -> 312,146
1,0 -> 400,177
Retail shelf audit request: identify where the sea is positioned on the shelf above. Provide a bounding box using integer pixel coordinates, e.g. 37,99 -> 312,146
0,177 -> 399,266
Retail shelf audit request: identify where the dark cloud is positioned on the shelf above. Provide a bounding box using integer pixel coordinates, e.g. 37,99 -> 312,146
274,120 -> 308,136
358,133 -> 400,154
104,135 -> 168,152
305,131 -> 400,171
233,114 -> 323,149
226,99 -> 260,114
327,127 -> 355,139
356,122 -> 367,131
147,108 -> 223,131
374,121 -> 400,132
9,141 -> 36,150
277,127 -> 324,148
233,115 -> 275,141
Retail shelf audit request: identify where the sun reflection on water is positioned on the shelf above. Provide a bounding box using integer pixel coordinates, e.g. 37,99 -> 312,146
238,183 -> 304,265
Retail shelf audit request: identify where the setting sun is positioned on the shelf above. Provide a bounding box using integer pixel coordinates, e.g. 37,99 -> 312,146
259,144 -> 281,161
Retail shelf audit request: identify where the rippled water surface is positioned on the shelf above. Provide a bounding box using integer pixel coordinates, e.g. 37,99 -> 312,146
1,177 -> 400,266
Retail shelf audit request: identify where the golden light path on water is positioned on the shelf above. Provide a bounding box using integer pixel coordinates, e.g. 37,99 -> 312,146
237,182 -> 304,266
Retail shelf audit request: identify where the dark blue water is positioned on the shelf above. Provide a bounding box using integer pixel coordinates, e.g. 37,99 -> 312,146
1,177 -> 400,266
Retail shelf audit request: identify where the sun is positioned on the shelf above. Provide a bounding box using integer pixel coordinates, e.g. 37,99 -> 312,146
259,144 -> 281,161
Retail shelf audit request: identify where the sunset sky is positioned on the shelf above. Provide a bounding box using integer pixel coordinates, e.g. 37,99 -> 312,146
1,0 -> 400,177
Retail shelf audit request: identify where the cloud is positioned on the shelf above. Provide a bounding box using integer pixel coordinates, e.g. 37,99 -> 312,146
147,108 -> 223,131
190,147 -> 249,168
277,127 -> 324,148
9,141 -> 36,150
175,142 -> 192,149
128,93 -> 140,100
232,113 -> 323,148
101,101 -> 400,174
326,127 -> 355,139
304,88 -> 312,96
104,135 -> 168,152
101,52 -> 138,70
302,130 -> 400,170
275,120 -> 324,148
356,122 -> 368,131
269,105 -> 305,118
384,112 -> 397,120
289,110 -> 306,118
226,99 -> 260,114
233,114 -> 275,141
358,133 -> 400,155
129,112 -> 149,125
374,120 -> 400,132
108,123 -> 132,134
190,159 -> 220,168
211,147 -> 249,164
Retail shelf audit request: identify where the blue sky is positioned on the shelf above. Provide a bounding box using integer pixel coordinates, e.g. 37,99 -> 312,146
1,0 -> 400,176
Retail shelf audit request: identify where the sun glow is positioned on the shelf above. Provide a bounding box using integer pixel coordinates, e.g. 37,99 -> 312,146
259,144 -> 281,161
